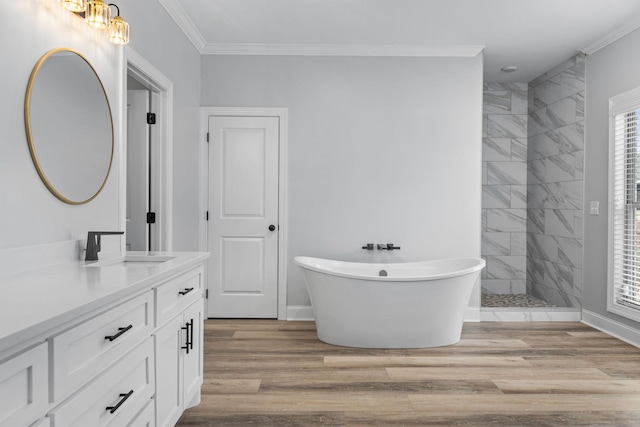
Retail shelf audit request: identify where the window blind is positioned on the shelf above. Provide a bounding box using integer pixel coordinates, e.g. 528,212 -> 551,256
610,102 -> 640,321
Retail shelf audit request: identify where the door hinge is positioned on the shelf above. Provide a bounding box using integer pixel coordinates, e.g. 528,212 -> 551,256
205,289 -> 208,299
206,211 -> 209,221
146,212 -> 156,224
206,132 -> 209,143
147,112 -> 156,125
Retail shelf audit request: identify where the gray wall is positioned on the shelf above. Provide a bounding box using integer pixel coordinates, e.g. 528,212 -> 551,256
481,83 -> 528,295
0,1 -> 201,253
527,55 -> 585,307
584,28 -> 640,330
201,55 -> 484,306
0,2 -> 122,250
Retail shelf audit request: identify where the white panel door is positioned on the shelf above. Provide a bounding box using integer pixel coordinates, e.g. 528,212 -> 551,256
208,116 -> 279,318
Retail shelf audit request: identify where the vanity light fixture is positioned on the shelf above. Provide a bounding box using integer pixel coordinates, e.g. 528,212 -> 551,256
106,4 -> 130,45
58,0 -> 130,45
59,0 -> 86,13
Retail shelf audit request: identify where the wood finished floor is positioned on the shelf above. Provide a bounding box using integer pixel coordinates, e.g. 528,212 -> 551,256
176,320 -> 640,426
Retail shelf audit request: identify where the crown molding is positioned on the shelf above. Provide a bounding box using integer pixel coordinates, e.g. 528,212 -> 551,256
158,0 -> 483,58
158,0 -> 207,52
201,43 -> 484,57
579,13 -> 640,55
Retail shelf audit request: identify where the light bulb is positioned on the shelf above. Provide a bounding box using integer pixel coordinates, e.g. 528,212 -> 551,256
59,0 -> 86,13
107,15 -> 130,45
85,0 -> 111,29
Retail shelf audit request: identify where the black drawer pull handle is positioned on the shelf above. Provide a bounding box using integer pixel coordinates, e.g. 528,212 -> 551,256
189,318 -> 194,351
105,325 -> 133,342
106,390 -> 133,414
178,287 -> 194,296
181,319 -> 192,354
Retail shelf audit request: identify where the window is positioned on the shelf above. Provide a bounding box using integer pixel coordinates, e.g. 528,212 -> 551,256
609,87 -> 640,322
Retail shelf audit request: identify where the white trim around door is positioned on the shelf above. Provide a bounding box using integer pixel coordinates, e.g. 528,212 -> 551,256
199,107 -> 288,320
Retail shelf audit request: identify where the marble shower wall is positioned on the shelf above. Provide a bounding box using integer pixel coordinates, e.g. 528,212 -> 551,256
526,54 -> 585,307
482,83 -> 528,295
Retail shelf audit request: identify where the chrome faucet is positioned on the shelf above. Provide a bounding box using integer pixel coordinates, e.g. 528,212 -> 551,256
85,231 -> 124,261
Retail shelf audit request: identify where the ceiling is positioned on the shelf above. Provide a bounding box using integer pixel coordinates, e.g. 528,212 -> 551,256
158,0 -> 640,83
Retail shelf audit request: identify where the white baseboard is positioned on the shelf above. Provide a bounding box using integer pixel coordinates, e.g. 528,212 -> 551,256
288,305 -> 589,324
289,305 -> 481,322
286,305 -> 314,321
464,307 -> 480,322
582,309 -> 640,348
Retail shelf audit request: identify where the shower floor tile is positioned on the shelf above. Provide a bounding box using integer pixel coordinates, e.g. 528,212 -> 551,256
482,294 -> 555,308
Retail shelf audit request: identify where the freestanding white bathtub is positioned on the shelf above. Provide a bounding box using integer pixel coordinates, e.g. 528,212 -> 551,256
295,256 -> 485,348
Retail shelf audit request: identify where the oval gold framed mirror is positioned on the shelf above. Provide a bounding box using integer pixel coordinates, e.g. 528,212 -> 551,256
24,48 -> 114,204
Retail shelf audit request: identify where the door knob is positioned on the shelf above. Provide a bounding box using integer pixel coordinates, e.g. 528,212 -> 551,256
268,224 -> 276,231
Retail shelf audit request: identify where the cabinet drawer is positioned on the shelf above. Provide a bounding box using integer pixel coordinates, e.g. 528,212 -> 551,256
51,291 -> 153,401
126,398 -> 155,427
49,337 -> 155,427
0,343 -> 48,427
29,417 -> 51,427
155,267 -> 203,326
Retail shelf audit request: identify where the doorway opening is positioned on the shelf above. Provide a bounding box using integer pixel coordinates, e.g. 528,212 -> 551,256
126,81 -> 154,250
124,47 -> 173,251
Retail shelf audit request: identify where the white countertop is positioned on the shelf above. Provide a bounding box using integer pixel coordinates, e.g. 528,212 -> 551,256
0,251 -> 209,352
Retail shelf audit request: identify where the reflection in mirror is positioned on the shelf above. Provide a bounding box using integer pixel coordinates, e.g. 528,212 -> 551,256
25,48 -> 114,204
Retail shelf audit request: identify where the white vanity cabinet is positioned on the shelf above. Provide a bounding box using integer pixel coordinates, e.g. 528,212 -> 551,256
0,251 -> 209,427
181,300 -> 203,407
28,418 -> 51,427
50,291 -> 154,402
127,398 -> 156,427
0,343 -> 48,427
48,337 -> 155,427
154,268 -> 204,427
155,267 -> 203,326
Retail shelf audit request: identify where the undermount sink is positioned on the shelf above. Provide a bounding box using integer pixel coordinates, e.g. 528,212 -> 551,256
85,254 -> 176,267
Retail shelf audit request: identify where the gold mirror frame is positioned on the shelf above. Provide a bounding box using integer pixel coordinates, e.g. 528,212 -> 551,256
24,48 -> 114,205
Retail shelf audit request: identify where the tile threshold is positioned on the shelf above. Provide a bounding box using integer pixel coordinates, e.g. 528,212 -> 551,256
479,307 -> 582,322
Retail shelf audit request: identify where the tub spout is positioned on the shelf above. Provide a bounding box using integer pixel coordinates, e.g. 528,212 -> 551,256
377,243 -> 401,251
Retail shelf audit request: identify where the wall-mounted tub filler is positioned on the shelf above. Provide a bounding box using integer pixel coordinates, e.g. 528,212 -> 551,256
85,231 -> 125,261
377,243 -> 401,251
362,243 -> 374,250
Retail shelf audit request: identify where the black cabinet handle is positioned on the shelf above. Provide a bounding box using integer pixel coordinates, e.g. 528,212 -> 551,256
106,390 -> 133,414
105,325 -> 133,342
178,287 -> 194,296
181,319 -> 194,354
181,321 -> 191,354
